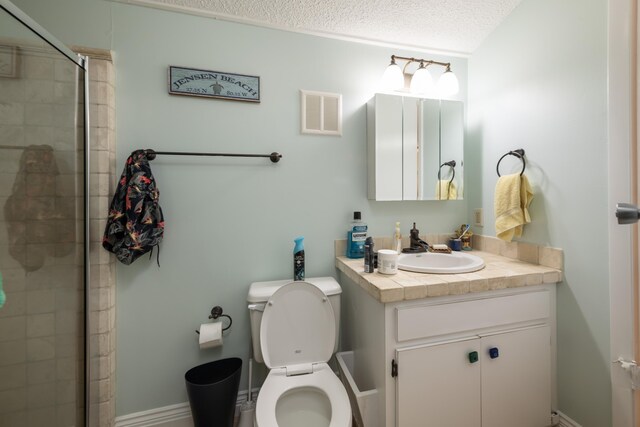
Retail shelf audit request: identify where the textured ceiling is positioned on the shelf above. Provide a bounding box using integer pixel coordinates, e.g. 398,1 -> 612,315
142,0 -> 523,54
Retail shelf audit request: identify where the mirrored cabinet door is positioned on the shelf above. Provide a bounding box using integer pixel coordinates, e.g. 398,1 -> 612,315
367,93 -> 403,200
437,100 -> 464,200
418,99 -> 441,200
367,93 -> 464,201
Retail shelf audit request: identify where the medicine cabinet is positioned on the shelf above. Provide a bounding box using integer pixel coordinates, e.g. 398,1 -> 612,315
367,93 -> 464,201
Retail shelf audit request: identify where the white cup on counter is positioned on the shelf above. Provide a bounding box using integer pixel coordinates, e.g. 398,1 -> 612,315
378,249 -> 398,275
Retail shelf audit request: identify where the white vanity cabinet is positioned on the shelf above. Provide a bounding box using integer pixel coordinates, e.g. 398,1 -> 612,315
396,336 -> 482,427
339,275 -> 557,427
396,325 -> 550,427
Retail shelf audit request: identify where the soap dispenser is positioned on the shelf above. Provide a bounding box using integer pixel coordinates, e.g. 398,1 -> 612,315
393,222 -> 402,253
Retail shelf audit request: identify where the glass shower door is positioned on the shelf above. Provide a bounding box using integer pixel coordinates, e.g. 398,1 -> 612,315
0,3 -> 88,426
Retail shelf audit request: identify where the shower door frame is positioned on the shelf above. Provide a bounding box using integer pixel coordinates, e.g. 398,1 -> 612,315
0,1 -> 92,426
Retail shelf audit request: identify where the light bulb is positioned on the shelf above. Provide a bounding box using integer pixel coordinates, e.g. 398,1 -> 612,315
409,65 -> 433,95
437,70 -> 459,97
382,62 -> 404,91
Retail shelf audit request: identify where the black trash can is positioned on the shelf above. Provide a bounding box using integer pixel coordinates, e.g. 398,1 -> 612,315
185,357 -> 242,427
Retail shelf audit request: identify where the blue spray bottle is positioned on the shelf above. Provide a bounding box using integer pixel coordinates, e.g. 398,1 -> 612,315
293,237 -> 305,281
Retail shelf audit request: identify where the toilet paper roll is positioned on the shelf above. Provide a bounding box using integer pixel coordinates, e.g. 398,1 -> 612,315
199,322 -> 223,349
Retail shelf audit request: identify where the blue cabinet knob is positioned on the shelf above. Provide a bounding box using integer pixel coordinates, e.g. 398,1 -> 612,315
489,347 -> 499,359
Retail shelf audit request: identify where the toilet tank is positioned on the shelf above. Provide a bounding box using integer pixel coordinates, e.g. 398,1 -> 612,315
247,277 -> 342,364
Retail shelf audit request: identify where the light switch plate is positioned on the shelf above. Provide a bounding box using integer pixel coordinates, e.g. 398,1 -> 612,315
474,208 -> 483,226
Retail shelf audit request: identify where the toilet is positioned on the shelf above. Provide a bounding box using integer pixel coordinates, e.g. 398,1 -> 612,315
247,277 -> 352,427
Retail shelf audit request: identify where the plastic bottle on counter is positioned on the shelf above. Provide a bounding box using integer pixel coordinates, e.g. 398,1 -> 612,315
393,222 -> 402,253
347,211 -> 367,259
364,237 -> 375,273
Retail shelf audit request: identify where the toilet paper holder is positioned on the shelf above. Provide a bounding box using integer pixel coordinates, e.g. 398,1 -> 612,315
195,305 -> 232,334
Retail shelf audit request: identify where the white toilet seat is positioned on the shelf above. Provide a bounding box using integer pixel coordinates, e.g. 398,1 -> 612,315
256,362 -> 351,427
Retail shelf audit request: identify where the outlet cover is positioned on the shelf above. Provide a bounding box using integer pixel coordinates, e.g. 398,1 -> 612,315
474,208 -> 483,227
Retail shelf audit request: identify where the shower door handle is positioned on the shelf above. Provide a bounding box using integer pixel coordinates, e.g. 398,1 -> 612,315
616,203 -> 640,224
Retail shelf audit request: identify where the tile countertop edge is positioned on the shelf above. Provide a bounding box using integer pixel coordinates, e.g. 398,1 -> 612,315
335,251 -> 563,304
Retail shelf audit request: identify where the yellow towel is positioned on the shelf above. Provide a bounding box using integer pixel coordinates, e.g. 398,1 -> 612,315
494,174 -> 533,241
435,180 -> 457,200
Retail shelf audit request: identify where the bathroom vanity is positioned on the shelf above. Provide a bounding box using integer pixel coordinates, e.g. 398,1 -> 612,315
336,239 -> 562,427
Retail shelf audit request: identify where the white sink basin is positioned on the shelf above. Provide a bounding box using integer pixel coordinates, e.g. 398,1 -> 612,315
398,252 -> 485,274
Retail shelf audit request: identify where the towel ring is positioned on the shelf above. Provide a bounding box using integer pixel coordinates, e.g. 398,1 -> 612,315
496,149 -> 526,177
438,160 -> 456,182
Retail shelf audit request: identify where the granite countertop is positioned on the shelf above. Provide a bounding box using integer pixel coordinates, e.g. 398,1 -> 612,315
336,250 -> 562,304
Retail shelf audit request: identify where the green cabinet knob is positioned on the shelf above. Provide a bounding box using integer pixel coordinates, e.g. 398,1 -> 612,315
468,351 -> 479,363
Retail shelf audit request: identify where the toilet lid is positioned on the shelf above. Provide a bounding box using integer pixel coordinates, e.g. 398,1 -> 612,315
260,281 -> 336,370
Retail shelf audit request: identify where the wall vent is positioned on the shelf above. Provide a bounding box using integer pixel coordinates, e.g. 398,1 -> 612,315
300,90 -> 342,136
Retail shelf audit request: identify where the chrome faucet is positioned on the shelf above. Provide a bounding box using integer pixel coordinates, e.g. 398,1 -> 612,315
403,222 -> 431,253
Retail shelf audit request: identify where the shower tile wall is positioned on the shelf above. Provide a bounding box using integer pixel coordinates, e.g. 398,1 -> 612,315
84,50 -> 117,427
0,44 -> 84,427
0,42 -> 116,427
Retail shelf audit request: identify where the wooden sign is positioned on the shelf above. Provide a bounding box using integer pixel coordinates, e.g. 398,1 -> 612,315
168,66 -> 260,103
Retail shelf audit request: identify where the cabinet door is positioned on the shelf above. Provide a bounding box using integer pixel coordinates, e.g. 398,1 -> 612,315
366,94 -> 464,201
481,325 -> 551,427
438,100 -> 464,199
396,337 -> 481,427
417,99 -> 440,200
402,97 -> 418,200
369,93 -> 403,200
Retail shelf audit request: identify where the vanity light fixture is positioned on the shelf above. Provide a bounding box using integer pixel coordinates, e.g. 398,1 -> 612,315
381,56 -> 405,90
382,55 -> 459,96
437,64 -> 460,97
409,61 -> 433,95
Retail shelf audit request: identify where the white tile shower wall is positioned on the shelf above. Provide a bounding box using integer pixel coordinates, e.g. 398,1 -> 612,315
0,42 -> 86,427
0,43 -> 116,427
82,50 -> 117,427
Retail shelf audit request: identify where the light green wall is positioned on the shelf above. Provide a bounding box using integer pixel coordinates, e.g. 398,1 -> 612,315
10,0 -> 469,416
111,6 -> 468,415
7,0 -> 112,50
467,0 -> 610,426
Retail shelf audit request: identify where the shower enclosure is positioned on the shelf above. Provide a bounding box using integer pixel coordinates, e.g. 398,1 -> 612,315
0,1 -> 93,426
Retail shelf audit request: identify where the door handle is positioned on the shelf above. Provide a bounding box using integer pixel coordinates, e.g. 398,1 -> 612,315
616,203 -> 640,224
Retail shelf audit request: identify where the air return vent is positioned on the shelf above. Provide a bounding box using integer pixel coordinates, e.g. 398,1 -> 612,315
300,90 -> 342,136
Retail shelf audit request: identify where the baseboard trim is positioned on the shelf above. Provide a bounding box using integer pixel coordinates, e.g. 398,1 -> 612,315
116,396 -> 582,427
114,402 -> 191,427
558,410 -> 582,427
115,388 -> 258,427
